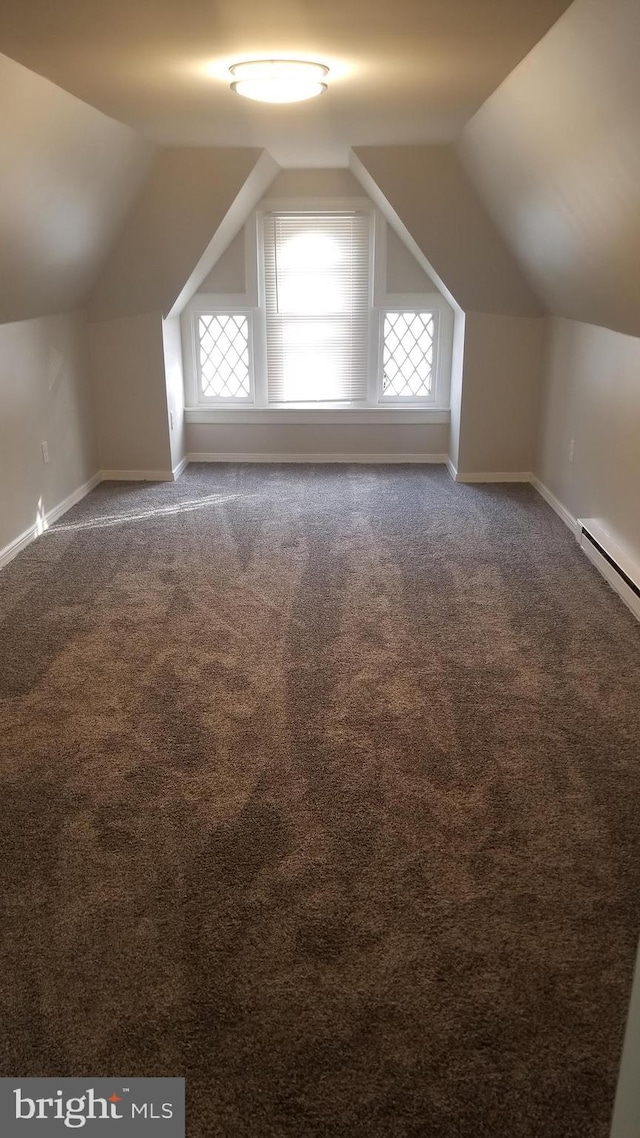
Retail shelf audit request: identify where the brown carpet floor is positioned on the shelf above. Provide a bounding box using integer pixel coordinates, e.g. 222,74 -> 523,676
1,464 -> 640,1137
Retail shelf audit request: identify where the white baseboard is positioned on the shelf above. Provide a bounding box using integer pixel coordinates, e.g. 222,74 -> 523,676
1,465 -> 180,571
0,525 -> 37,570
172,456 -> 189,480
100,469 -> 176,482
0,471 -> 101,570
46,472 -> 102,525
187,452 -> 449,465
454,470 -> 533,484
529,475 -> 579,538
446,459 -> 532,484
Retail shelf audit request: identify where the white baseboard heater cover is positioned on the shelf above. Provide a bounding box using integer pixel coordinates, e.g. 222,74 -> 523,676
578,520 -> 640,623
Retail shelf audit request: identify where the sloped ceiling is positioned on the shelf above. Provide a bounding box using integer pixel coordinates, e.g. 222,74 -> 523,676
0,53 -> 153,324
351,145 -> 543,317
88,148 -> 278,322
458,0 -> 640,338
3,0 -> 635,335
0,0 -> 571,166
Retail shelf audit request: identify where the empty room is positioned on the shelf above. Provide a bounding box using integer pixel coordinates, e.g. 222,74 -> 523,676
1,0 -> 639,1134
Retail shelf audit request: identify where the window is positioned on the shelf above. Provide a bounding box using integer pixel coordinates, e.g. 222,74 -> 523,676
380,311 -> 438,400
183,204 -> 453,417
262,212 -> 370,403
197,313 -> 251,400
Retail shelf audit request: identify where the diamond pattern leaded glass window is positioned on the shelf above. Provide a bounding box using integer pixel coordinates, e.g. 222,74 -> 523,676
198,314 -> 251,399
381,312 -> 435,399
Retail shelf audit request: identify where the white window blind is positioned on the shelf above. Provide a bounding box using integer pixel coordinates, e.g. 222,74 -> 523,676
263,212 -> 370,403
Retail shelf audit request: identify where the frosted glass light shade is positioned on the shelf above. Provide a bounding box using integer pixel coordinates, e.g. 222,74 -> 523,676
229,60 -> 329,104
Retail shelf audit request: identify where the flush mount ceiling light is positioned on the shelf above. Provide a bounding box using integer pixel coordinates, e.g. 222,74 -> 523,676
229,60 -> 329,104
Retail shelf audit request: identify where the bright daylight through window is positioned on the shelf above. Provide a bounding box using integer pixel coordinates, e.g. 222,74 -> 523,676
190,209 -> 451,411
263,212 -> 370,403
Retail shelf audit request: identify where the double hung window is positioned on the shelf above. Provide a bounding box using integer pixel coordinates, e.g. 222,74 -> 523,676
262,211 -> 370,404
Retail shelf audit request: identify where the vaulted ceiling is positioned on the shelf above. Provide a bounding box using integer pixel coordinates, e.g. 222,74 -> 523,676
459,0 -> 640,337
2,0 -> 636,338
0,0 -> 571,165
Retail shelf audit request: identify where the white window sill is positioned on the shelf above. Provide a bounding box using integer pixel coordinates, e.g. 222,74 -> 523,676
185,406 -> 450,426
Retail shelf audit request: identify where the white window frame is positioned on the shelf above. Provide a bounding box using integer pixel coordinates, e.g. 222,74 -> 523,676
255,198 -> 376,410
189,304 -> 257,405
183,202 -> 452,424
376,297 -> 453,408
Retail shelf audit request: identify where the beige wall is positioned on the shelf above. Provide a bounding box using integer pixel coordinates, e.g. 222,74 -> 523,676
0,311 -> 98,553
536,317 -> 640,565
187,422 -> 449,460
386,227 -> 436,294
456,313 -> 546,475
265,169 -> 364,199
459,0 -> 640,338
351,145 -> 543,317
88,313 -> 172,475
198,230 -> 246,295
0,53 -> 153,325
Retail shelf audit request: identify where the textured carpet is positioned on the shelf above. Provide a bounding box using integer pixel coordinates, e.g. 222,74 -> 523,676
1,464 -> 640,1137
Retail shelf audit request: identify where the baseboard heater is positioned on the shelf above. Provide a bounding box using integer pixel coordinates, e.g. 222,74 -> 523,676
578,520 -> 640,622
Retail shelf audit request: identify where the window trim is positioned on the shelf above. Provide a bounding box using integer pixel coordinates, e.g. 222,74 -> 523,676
183,293 -> 258,407
376,295 -> 453,408
184,406 -> 450,425
194,306 -> 256,404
